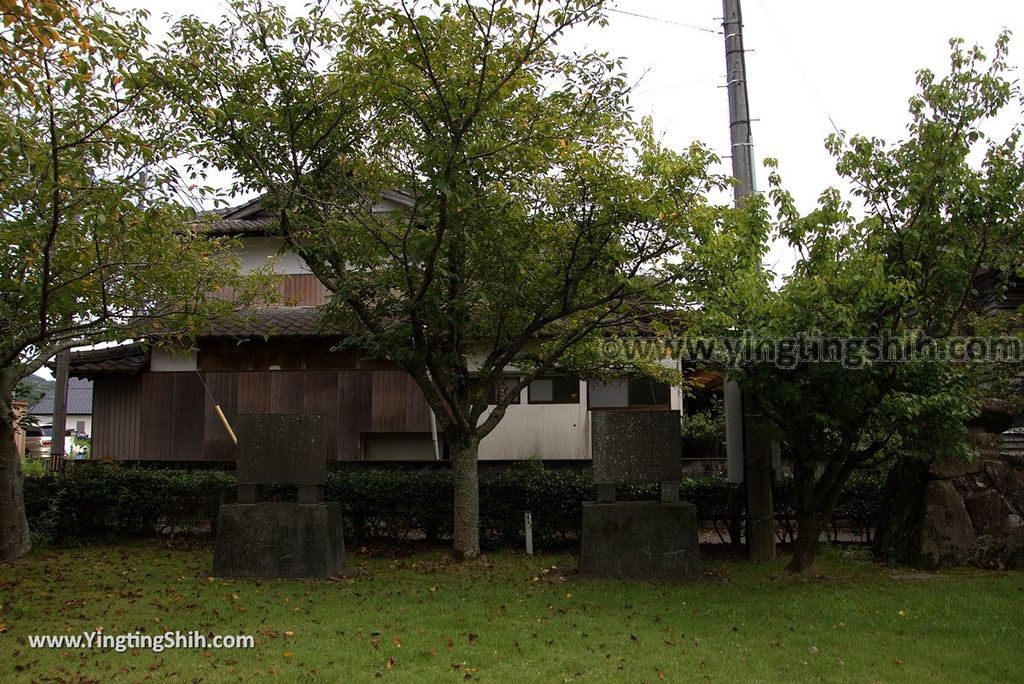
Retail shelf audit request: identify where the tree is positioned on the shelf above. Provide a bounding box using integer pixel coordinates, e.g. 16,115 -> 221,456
0,1 -> 256,560
710,34 -> 1024,573
155,0 -> 738,558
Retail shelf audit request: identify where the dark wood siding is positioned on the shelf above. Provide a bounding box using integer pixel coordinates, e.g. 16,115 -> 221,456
91,376 -> 142,460
280,274 -> 330,306
977,271 -> 1024,316
90,369 -> 433,462
210,274 -> 330,307
371,371 -> 433,432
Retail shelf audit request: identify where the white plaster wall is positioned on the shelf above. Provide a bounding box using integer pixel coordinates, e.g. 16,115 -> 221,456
476,373 -> 684,461
150,347 -> 198,372
236,237 -> 312,275
29,414 -> 93,437
477,382 -> 592,460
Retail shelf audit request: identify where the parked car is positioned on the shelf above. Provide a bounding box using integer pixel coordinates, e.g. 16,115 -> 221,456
23,424 -> 52,458
23,425 -> 82,458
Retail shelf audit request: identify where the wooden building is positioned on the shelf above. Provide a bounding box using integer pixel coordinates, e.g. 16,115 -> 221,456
71,200 -> 682,465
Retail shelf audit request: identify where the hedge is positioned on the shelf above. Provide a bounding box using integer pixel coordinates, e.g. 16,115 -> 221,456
22,462 -> 883,549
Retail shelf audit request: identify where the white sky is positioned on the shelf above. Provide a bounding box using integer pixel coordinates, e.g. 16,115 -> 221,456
120,0 -> 1022,270
33,1 -> 1024,380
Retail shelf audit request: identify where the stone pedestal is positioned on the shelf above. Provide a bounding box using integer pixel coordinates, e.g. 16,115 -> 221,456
580,501 -> 701,580
213,502 -> 345,578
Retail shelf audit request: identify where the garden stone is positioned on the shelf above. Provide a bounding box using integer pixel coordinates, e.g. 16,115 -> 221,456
929,456 -> 981,480
590,410 -> 681,486
580,501 -> 699,580
213,414 -> 345,579
918,480 -> 977,569
983,459 -> 1008,488
964,489 -> 1003,535
580,410 -> 700,581
213,502 -> 345,578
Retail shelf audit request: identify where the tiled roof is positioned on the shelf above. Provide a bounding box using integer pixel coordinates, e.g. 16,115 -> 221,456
65,310 -> 342,376
201,216 -> 277,236
66,344 -> 150,377
195,192 -> 414,237
29,377 -> 94,415
204,307 -> 339,338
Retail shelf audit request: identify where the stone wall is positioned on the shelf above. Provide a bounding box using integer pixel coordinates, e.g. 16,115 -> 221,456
874,431 -> 1024,569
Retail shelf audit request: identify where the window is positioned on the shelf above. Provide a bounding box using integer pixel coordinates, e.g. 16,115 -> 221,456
628,377 -> 671,406
477,377 -> 521,405
528,376 -> 580,404
588,376 -> 672,409
363,433 -> 439,461
588,378 -> 628,409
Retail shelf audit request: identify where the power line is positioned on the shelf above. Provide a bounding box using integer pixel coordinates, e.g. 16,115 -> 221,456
634,75 -> 723,95
753,0 -> 843,138
607,7 -> 718,35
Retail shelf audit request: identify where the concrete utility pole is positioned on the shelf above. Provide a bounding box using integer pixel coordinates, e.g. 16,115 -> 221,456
722,0 -> 776,561
48,349 -> 70,472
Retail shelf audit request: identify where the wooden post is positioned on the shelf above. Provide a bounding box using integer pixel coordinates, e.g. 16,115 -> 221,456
48,350 -> 70,472
524,511 -> 534,556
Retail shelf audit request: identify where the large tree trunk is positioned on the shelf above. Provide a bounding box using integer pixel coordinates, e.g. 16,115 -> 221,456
787,511 -> 826,573
787,457 -> 855,574
0,395 -> 31,561
450,434 -> 480,560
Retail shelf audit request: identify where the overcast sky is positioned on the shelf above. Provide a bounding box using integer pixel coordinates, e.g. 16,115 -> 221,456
117,0 -> 1022,269
33,1 -> 1024,380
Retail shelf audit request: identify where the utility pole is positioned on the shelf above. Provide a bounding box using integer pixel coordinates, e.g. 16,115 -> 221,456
722,0 -> 776,561
48,349 -> 70,473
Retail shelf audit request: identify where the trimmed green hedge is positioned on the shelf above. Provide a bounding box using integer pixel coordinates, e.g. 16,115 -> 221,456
23,463 -> 882,549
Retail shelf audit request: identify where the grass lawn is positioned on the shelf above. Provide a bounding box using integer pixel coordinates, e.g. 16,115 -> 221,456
1,542 -> 1022,682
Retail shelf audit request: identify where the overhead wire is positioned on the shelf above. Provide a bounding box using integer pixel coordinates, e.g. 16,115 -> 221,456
606,7 -> 718,35
753,0 -> 844,138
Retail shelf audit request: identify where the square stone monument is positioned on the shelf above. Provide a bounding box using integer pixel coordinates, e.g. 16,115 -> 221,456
213,414 -> 345,578
579,410 -> 700,580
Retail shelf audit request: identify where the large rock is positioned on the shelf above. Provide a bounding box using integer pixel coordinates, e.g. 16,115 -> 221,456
928,455 -> 982,480
1005,467 -> 1024,514
964,489 -> 1004,535
873,457 -> 931,564
213,502 -> 346,578
917,481 -> 977,569
579,501 -> 700,581
983,459 -> 1009,488
967,398 -> 1015,434
876,452 -> 1024,570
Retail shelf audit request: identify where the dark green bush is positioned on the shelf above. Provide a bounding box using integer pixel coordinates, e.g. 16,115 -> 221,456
23,463 -> 882,549
23,465 -> 234,545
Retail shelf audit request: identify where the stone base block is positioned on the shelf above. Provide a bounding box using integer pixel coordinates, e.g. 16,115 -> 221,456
579,501 -> 700,580
213,502 -> 345,578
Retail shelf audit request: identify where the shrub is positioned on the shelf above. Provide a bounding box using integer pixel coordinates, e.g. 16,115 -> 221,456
22,463 -> 883,549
